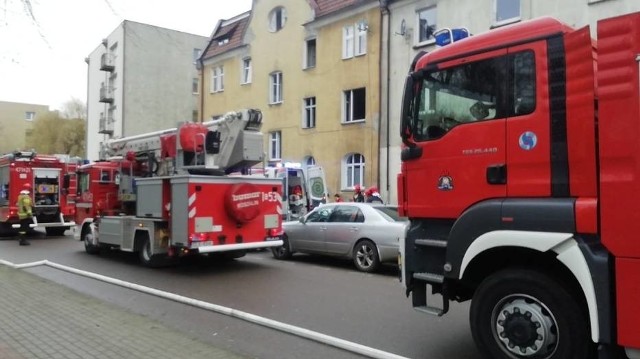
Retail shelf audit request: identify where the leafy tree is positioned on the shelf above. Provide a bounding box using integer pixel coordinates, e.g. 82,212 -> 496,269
28,99 -> 86,157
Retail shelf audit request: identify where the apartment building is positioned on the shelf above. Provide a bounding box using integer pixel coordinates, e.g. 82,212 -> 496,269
199,0 -> 381,198
85,21 -> 208,160
0,101 -> 50,154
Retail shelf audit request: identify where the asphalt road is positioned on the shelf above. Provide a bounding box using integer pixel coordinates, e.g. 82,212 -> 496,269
0,231 -> 482,359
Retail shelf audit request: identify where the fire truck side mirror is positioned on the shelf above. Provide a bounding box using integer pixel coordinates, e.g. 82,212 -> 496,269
63,174 -> 70,189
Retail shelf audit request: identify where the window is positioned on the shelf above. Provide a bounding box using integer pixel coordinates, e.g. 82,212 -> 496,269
269,131 -> 281,160
417,7 -> 437,45
355,24 -> 367,56
303,97 -> 316,128
269,72 -> 283,104
343,88 -> 366,123
305,39 -> 316,69
494,0 -> 520,26
330,206 -> 363,223
410,51 -> 535,142
217,38 -> 229,46
242,58 -> 252,84
25,111 -> 35,121
304,156 -> 316,167
210,66 -> 224,93
268,7 -> 287,32
344,153 -> 365,189
192,78 -> 199,94
342,26 -> 354,59
193,48 -> 201,63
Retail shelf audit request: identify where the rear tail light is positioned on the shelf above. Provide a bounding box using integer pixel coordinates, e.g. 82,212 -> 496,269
268,228 -> 282,237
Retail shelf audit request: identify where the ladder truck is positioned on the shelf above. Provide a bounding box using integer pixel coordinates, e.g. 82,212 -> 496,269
74,109 -> 284,266
398,12 -> 640,359
0,151 -> 77,236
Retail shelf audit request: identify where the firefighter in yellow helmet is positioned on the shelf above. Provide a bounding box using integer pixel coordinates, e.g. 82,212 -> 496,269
16,183 -> 33,246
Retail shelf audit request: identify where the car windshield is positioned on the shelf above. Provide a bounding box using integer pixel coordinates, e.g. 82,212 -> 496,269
373,206 -> 407,222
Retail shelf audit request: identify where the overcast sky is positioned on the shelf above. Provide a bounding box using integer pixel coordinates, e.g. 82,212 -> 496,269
0,0 -> 252,111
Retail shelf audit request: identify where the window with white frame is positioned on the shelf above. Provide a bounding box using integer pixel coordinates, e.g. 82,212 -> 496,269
269,72 -> 283,104
268,7 -> 287,32
305,38 -> 316,69
269,131 -> 281,160
210,66 -> 224,93
304,156 -> 316,167
343,153 -> 365,189
242,58 -> 252,84
343,88 -> 366,123
342,25 -> 354,59
192,78 -> 199,94
25,111 -> 35,121
355,24 -> 367,56
303,97 -> 316,128
416,7 -> 437,45
494,0 -> 520,25
193,48 -> 202,64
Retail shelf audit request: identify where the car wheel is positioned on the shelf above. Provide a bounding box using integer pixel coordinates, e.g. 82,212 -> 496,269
470,268 -> 591,359
83,230 -> 100,255
353,239 -> 380,273
271,235 -> 292,260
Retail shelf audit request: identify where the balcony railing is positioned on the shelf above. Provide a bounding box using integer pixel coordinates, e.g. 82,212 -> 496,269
100,53 -> 115,72
98,113 -> 114,135
99,84 -> 114,103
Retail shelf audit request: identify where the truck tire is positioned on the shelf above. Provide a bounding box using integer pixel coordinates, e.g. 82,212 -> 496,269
45,227 -> 68,236
138,236 -> 166,267
353,239 -> 380,273
83,229 -> 100,255
470,268 -> 591,359
271,234 -> 292,260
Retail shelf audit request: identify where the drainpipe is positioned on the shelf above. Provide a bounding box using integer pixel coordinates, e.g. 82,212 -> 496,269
379,0 -> 391,203
198,55 -> 204,123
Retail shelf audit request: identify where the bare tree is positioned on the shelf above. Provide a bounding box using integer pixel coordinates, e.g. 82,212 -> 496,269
28,111 -> 86,157
59,97 -> 87,121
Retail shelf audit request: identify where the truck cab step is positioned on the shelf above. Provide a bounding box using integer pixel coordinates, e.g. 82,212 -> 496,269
413,272 -> 444,283
415,305 -> 447,317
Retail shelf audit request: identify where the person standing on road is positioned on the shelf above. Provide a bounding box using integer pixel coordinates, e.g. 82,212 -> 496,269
365,186 -> 384,204
16,183 -> 33,246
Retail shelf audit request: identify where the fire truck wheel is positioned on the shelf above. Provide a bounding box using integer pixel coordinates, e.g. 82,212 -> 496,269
353,239 -> 380,273
45,227 -> 68,237
271,234 -> 292,260
83,230 -> 100,255
470,268 -> 591,359
138,236 -> 164,267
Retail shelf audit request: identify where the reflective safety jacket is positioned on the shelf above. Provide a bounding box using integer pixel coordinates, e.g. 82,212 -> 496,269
17,194 -> 33,219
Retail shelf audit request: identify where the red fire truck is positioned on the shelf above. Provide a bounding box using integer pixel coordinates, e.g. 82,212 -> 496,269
0,151 -> 77,236
74,109 -> 284,266
397,12 -> 640,359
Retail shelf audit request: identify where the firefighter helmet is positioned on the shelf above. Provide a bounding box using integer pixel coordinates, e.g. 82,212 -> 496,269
354,184 -> 362,192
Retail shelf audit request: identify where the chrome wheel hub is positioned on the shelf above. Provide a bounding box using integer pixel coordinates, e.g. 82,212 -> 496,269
494,296 -> 558,358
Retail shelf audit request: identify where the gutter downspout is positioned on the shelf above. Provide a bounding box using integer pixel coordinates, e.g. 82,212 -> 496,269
379,0 -> 391,203
198,56 -> 204,123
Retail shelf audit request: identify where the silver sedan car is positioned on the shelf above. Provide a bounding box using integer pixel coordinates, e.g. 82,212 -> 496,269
271,203 -> 407,272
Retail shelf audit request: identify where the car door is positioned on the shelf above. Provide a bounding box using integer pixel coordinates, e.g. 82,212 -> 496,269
323,205 -> 364,256
291,205 -> 333,253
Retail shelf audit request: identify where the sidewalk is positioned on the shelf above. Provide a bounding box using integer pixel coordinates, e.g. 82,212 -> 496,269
0,265 -> 246,359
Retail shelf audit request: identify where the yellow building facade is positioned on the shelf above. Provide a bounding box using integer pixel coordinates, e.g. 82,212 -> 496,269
199,0 -> 381,198
0,101 -> 50,154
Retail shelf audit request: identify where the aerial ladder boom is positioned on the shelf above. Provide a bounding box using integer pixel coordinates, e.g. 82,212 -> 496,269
99,109 -> 264,174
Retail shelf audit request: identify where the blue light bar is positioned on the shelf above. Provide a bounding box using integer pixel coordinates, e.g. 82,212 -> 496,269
434,28 -> 470,47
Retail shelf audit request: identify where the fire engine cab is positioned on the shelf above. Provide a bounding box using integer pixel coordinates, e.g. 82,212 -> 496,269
74,109 -> 284,266
0,151 -> 76,236
398,12 -> 640,359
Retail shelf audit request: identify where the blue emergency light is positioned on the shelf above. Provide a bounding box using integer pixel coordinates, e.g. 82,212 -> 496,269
434,28 -> 470,46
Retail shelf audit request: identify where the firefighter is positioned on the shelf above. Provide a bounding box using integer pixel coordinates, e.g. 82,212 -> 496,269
365,186 -> 384,204
16,183 -> 33,246
353,184 -> 365,202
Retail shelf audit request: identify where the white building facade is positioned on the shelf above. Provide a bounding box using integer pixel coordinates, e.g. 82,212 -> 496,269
379,0 -> 640,204
85,21 -> 207,160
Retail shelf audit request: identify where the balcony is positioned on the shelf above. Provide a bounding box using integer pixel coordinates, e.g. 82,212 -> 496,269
98,113 -> 114,135
99,84 -> 114,103
100,53 -> 115,72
